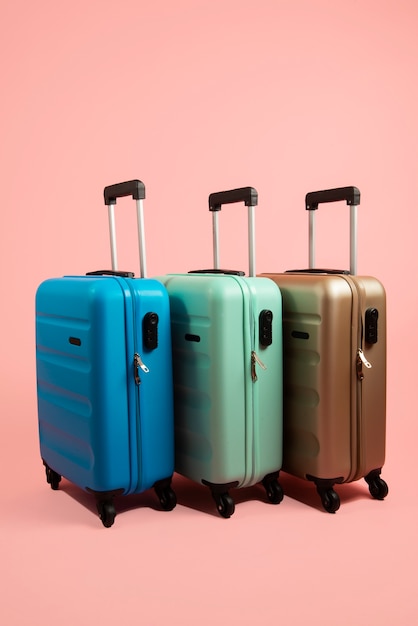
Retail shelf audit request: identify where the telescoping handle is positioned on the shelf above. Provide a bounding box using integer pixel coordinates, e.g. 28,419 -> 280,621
208,186 -> 258,277
103,180 -> 147,277
305,186 -> 361,275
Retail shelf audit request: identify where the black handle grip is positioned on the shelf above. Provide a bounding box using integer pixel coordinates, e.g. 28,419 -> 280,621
188,268 -> 245,276
86,269 -> 135,278
208,187 -> 258,212
305,186 -> 360,210
104,179 -> 146,205
286,268 -> 350,275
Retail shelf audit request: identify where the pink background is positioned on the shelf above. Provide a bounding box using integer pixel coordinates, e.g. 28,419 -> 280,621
1,0 -> 417,623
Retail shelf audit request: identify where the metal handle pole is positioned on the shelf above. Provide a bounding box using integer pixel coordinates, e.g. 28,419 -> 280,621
309,210 -> 316,269
248,205 -> 256,277
212,211 -> 220,270
350,204 -> 357,275
136,199 -> 147,278
108,203 -> 118,271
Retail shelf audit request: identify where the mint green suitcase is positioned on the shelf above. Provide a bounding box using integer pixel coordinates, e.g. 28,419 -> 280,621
158,188 -> 283,517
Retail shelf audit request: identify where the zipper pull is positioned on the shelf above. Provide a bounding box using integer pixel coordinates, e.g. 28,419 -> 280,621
358,348 -> 372,369
134,353 -> 149,385
251,351 -> 267,382
356,348 -> 372,381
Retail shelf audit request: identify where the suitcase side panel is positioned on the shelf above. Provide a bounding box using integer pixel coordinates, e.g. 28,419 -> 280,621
36,277 -> 133,493
350,276 -> 386,479
129,279 -> 175,492
246,278 -> 283,485
261,273 -> 354,481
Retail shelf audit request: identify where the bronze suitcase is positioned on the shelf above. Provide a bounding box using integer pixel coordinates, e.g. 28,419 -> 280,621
260,186 -> 388,512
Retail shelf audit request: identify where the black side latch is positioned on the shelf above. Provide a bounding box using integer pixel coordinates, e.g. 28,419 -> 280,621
365,308 -> 379,344
86,270 -> 135,278
143,312 -> 159,350
259,310 -> 273,346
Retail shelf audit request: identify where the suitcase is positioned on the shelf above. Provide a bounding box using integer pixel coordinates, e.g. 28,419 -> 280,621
35,179 -> 176,527
158,187 -> 284,517
260,186 -> 388,512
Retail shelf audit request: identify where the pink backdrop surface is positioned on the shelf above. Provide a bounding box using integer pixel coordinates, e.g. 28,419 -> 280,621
1,1 -> 417,624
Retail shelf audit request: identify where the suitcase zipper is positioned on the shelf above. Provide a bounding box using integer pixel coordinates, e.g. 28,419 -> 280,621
251,350 -> 267,382
356,348 -> 372,381
134,353 -> 149,385
352,277 -> 375,481
117,276 -> 143,494
342,275 -> 367,482
234,277 -> 260,487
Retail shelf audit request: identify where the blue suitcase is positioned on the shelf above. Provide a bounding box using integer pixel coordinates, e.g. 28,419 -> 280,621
35,180 -> 176,527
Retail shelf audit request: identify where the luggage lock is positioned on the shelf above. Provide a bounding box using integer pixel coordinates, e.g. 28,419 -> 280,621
365,308 -> 379,344
143,312 -> 159,350
259,309 -> 273,346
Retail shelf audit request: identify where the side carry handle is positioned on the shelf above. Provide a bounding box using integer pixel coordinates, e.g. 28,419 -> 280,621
305,186 -> 361,275
103,179 -> 147,277
207,186 -> 258,277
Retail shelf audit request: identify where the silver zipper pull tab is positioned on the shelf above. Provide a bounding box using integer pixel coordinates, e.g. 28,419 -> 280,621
134,353 -> 149,385
251,351 -> 267,382
358,349 -> 372,369
356,348 -> 372,381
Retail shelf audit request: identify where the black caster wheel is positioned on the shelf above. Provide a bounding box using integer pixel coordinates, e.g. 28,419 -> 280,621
320,488 -> 340,514
263,477 -> 284,505
157,486 -> 177,511
97,501 -> 116,528
45,465 -> 61,490
214,493 -> 235,519
366,476 -> 388,500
